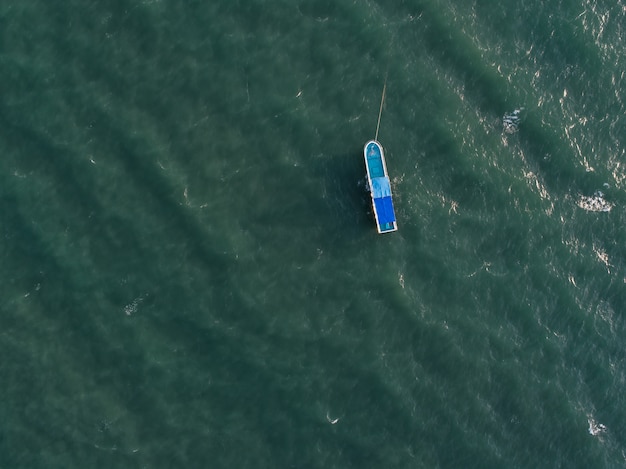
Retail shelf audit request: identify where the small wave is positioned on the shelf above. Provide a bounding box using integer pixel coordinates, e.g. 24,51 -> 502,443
326,412 -> 340,425
577,191 -> 613,212
503,108 -> 524,134
124,296 -> 145,316
588,417 -> 607,436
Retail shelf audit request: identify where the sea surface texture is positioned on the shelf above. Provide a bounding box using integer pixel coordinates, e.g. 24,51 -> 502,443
1,1 -> 625,467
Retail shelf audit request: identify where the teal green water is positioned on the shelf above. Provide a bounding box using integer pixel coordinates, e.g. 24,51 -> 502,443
1,1 -> 625,467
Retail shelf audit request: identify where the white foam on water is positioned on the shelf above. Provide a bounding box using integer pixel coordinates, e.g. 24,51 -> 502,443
577,191 -> 613,212
123,295 -> 145,316
503,108 -> 523,134
587,416 -> 607,436
593,244 -> 612,272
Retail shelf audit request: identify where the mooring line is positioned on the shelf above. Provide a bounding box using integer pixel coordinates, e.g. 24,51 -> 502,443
375,74 -> 387,142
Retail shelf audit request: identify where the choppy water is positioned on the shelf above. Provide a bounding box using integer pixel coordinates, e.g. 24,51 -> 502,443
1,1 -> 625,467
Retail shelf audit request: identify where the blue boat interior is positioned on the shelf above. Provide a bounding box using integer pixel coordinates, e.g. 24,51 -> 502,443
366,143 -> 385,178
371,176 -> 396,226
374,196 -> 396,225
365,141 -> 397,232
371,177 -> 391,198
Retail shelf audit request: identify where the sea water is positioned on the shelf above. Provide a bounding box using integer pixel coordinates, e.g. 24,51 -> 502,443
1,1 -> 625,467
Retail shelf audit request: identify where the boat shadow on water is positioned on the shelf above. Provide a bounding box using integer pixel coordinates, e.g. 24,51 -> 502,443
313,150 -> 376,237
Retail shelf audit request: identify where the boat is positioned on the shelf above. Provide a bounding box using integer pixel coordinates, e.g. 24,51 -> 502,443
364,140 -> 397,233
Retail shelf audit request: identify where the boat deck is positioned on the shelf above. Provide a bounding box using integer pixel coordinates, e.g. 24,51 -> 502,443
364,140 -> 397,233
